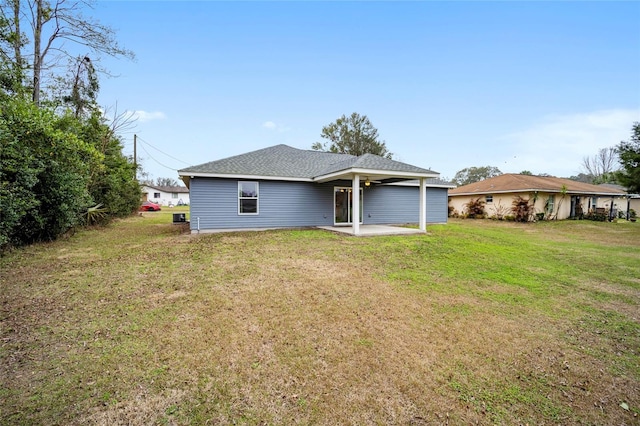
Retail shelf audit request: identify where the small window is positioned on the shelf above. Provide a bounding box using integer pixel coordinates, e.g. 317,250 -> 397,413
238,181 -> 258,215
485,195 -> 493,203
172,193 -> 178,199
153,192 -> 161,199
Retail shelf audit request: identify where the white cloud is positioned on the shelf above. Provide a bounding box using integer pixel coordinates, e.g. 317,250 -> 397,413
261,120 -> 290,133
132,110 -> 167,123
500,109 -> 639,176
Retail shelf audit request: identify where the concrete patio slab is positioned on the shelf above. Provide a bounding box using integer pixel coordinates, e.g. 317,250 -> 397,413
317,224 -> 426,236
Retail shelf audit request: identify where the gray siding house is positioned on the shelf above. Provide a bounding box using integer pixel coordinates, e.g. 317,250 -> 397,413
178,144 -> 452,235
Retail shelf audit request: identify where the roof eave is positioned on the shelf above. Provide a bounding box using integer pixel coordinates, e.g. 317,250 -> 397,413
450,188 -> 627,196
384,181 -> 456,189
313,167 -> 439,183
177,171 -> 314,182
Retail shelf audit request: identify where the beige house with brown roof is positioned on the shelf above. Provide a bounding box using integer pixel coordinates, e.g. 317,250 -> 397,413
449,174 -> 628,220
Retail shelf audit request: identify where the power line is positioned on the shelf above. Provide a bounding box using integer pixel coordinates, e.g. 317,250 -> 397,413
137,142 -> 179,172
136,136 -> 192,166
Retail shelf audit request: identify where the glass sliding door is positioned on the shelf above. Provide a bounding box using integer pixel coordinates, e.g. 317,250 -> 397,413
334,187 -> 363,225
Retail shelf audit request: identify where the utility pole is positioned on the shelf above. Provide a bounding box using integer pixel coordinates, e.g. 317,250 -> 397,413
133,134 -> 137,181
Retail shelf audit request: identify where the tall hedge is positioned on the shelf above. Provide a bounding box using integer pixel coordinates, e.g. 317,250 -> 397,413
0,98 -> 100,249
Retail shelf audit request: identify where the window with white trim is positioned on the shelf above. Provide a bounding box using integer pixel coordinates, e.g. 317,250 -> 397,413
153,192 -> 160,198
238,181 -> 258,214
485,195 -> 493,203
172,193 -> 178,199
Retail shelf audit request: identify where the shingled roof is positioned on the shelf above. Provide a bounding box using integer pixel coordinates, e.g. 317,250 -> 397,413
449,174 -> 628,196
179,144 -> 437,181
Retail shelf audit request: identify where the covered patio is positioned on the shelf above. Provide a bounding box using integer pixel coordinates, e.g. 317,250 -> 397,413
313,155 -> 439,236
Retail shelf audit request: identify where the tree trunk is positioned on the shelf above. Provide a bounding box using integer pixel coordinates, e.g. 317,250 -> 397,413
11,0 -> 22,89
32,0 -> 43,105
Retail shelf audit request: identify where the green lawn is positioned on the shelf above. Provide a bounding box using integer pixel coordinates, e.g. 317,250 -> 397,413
1,213 -> 639,425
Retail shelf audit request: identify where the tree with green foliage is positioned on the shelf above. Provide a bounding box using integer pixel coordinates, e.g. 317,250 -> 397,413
616,122 -> 640,194
452,166 -> 502,186
57,110 -> 140,219
312,112 -> 392,158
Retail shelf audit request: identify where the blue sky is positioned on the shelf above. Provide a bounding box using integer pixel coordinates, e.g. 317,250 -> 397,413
92,1 -> 640,182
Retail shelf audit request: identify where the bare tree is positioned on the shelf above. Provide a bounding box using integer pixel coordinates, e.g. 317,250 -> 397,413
581,147 -> 619,183
1,0 -> 134,105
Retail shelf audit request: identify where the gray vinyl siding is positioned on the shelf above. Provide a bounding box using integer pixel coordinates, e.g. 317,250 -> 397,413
189,178 -> 449,231
426,187 -> 448,223
189,178 -> 335,230
364,185 -> 448,224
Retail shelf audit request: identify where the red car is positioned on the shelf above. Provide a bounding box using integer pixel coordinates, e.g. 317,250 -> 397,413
140,201 -> 161,211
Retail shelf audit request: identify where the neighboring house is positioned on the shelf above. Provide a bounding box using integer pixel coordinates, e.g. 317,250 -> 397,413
598,184 -> 640,219
448,174 -> 628,220
178,144 -> 454,235
141,185 -> 190,207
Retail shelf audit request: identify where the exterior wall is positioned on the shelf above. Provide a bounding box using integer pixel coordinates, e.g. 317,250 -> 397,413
449,192 -> 575,220
365,185 -> 448,224
594,196 -> 640,218
189,178 -> 449,231
189,178 -> 335,230
142,186 -> 190,207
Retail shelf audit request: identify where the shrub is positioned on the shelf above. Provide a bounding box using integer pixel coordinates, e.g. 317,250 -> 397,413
464,197 -> 486,219
584,212 -> 608,222
489,200 -> 510,220
0,98 -> 98,250
511,196 -> 534,222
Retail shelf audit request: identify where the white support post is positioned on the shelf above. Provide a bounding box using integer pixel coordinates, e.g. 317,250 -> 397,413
353,174 -> 360,235
419,177 -> 426,232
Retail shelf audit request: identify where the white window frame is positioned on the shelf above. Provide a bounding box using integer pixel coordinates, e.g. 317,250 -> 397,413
238,181 -> 259,215
485,195 -> 493,203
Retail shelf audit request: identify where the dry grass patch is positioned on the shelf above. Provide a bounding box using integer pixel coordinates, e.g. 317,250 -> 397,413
1,214 -> 639,425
